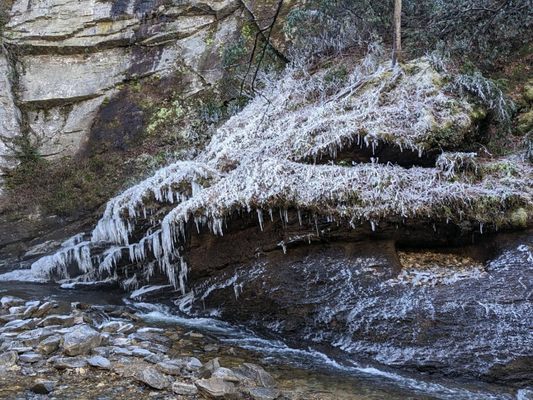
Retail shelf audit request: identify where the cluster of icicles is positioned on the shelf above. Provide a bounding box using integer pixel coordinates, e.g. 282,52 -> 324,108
31,161 -> 219,293
28,51 -> 532,294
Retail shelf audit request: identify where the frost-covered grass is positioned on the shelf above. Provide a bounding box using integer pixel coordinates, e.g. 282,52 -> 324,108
28,51 -> 533,291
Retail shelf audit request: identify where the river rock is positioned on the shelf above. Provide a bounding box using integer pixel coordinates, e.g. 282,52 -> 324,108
199,357 -> 221,378
236,364 -> 276,388
131,347 -> 157,358
1,296 -> 25,308
37,335 -> 62,355
186,357 -> 203,370
195,377 -> 237,398
0,313 -> 25,323
87,355 -> 111,369
17,327 -> 56,347
0,351 -> 18,368
8,306 -> 26,315
50,356 -> 88,369
38,314 -> 78,327
100,321 -> 135,334
212,367 -> 242,382
62,325 -> 102,356
172,381 -> 199,395
134,366 -> 171,390
3,319 -> 37,331
23,304 -> 40,318
246,387 -> 281,400
19,352 -> 42,363
30,380 -> 56,395
156,360 -> 182,376
33,302 -> 55,318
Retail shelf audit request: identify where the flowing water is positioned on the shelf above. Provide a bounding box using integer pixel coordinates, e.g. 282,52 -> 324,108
0,276 -> 527,400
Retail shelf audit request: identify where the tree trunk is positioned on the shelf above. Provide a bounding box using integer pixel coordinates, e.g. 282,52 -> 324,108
392,0 -> 402,66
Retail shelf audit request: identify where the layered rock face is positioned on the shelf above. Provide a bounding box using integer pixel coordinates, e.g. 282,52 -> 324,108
0,0 -> 290,178
182,225 -> 533,386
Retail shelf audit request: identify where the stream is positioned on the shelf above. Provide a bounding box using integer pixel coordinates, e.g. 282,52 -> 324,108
0,277 -> 529,400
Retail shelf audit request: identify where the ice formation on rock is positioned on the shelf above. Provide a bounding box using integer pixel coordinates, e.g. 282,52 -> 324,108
29,51 -> 533,291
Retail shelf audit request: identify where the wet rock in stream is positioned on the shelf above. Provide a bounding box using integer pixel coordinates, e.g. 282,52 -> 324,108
0,294 -> 294,400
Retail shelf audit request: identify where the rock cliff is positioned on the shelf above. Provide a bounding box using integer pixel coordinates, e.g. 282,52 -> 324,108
0,0 -> 293,176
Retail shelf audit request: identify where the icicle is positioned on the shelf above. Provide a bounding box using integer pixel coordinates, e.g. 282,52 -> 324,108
257,209 -> 264,231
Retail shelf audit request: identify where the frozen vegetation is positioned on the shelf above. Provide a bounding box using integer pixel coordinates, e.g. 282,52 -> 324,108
22,50 -> 533,291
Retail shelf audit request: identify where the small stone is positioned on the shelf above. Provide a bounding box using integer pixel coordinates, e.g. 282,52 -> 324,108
33,302 -> 55,318
204,343 -> 219,352
50,356 -> 88,369
3,319 -> 37,331
8,306 -> 26,315
0,351 -> 18,368
134,366 -> 171,390
195,377 -> 237,398
156,360 -> 182,376
236,363 -> 276,388
17,327 -> 55,347
172,381 -> 198,395
246,387 -> 281,400
37,335 -> 62,355
31,380 -> 56,395
212,367 -> 241,382
87,355 -> 111,369
63,325 -> 102,356
23,305 -> 40,318
111,346 -> 132,356
100,321 -> 135,334
0,313 -> 25,323
186,357 -> 203,370
131,347 -> 156,358
19,352 -> 42,363
1,296 -> 25,308
25,301 -> 40,308
38,314 -> 77,327
199,357 -> 220,378
91,346 -> 110,357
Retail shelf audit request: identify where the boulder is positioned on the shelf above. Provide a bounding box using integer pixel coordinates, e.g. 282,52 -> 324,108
62,325 -> 102,356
